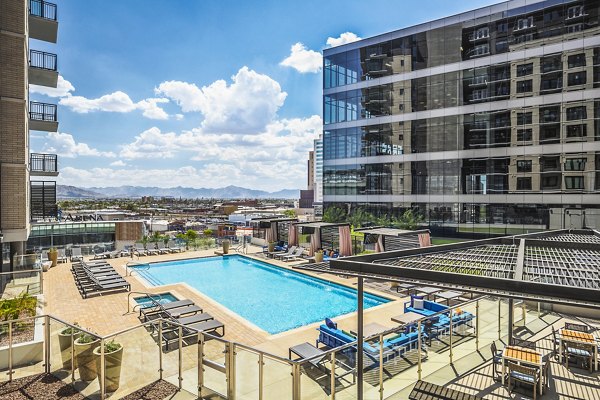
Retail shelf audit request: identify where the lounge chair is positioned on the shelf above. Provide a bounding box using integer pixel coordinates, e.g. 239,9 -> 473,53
289,342 -> 355,383
272,246 -> 297,260
75,268 -> 130,298
156,242 -> 171,254
140,299 -> 195,321
145,244 -> 160,256
134,243 -> 148,256
92,249 -> 110,259
71,247 -> 83,262
167,241 -> 184,253
162,318 -> 225,349
282,247 -> 306,262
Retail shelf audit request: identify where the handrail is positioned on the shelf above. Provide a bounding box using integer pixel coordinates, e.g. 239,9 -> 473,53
125,261 -> 150,276
126,291 -> 163,314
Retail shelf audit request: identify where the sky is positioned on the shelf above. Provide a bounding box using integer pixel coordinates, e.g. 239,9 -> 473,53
30,0 -> 497,192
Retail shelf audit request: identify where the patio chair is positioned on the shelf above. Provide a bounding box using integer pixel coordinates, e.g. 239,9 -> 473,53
40,250 -> 49,263
510,337 -> 536,350
282,247 -> 305,262
551,326 -> 560,360
57,248 -> 68,263
490,342 -> 503,381
564,342 -> 593,372
541,353 -> 551,388
507,361 -> 539,400
70,247 -> 83,262
565,322 -> 589,332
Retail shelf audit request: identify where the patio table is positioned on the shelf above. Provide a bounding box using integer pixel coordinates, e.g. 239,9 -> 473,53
391,311 -> 422,325
350,322 -> 389,338
394,282 -> 417,295
415,286 -> 442,300
433,290 -> 464,305
559,328 -> 598,371
501,345 -> 543,394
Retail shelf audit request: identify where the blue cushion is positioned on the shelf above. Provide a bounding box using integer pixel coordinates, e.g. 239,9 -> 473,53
325,318 -> 337,329
567,347 -> 591,357
510,371 -> 535,383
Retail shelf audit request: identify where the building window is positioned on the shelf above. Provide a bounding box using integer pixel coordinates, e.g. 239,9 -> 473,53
541,55 -> 562,73
515,16 -> 534,30
567,5 -> 585,19
541,175 -> 560,189
566,23 -> 584,34
517,112 -> 533,125
517,177 -> 532,190
540,106 -> 560,123
516,63 -> 533,77
497,21 -> 508,33
568,53 -> 586,68
565,176 -> 584,189
516,79 -> 533,93
568,71 -> 587,86
540,125 -> 560,142
399,88 -> 404,95
473,26 -> 489,39
564,158 -> 586,171
566,124 -> 587,138
517,129 -> 532,142
517,160 -> 532,172
470,44 -> 490,57
540,76 -> 562,92
541,157 -> 560,172
566,106 -> 587,120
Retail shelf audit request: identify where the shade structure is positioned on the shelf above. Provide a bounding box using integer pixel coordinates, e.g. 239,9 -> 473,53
339,225 -> 353,257
288,224 -> 298,246
309,231 -> 321,256
375,235 -> 384,252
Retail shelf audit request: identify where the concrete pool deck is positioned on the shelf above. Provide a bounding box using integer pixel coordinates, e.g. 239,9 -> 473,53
42,245 -> 406,357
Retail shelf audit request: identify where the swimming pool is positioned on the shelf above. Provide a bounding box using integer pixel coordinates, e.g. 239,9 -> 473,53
133,255 -> 389,334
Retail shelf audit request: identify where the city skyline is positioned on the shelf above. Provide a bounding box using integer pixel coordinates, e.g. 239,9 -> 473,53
29,0 -> 497,191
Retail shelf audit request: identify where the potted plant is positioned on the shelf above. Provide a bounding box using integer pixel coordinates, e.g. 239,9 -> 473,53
93,340 -> 123,392
48,247 -> 58,268
314,249 -> 324,263
58,323 -> 80,370
222,238 -> 230,254
74,332 -> 100,381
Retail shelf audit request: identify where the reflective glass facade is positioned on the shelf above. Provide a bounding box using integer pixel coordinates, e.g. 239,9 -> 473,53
323,0 -> 600,237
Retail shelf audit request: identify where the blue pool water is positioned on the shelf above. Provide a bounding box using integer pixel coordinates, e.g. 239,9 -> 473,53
134,292 -> 178,309
134,255 -> 389,334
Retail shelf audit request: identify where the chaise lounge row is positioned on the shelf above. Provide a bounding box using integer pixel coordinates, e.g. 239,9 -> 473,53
71,260 -> 130,298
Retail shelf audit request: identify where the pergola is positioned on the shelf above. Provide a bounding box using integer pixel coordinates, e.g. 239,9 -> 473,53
355,227 -> 431,251
295,229 -> 600,400
293,221 -> 351,253
250,217 -> 297,243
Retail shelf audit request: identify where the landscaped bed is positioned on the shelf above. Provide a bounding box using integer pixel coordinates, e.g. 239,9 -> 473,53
0,293 -> 37,346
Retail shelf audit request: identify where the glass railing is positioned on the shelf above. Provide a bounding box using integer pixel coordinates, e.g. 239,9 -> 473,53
29,0 -> 57,21
0,268 -> 43,296
0,297 -> 576,399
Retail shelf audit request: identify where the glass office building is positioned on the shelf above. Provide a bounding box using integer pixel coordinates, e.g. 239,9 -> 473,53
322,0 -> 600,237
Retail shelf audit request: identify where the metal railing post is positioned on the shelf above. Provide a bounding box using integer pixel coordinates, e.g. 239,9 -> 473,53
378,333 -> 384,400
44,316 -> 50,373
537,301 -> 541,318
100,338 -> 106,399
227,342 -> 236,399
198,333 -> 204,398
449,309 -> 454,364
475,300 -> 480,350
40,268 -> 44,294
158,324 -> 163,380
8,321 -> 13,381
258,352 -> 264,400
417,321 -> 422,380
70,330 -> 75,380
292,362 -> 301,400
178,326 -> 183,390
498,299 -> 502,340
330,350 -> 336,400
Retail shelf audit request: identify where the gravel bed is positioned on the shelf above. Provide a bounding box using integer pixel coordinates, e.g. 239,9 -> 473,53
0,326 -> 35,347
0,373 -> 84,400
119,380 -> 179,400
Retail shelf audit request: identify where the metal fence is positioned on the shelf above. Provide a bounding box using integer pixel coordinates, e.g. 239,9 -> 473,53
29,50 -> 57,71
29,0 -> 57,21
29,102 -> 57,122
30,153 -> 58,174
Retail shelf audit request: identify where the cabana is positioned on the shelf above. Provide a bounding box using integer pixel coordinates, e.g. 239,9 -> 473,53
293,221 -> 353,256
250,217 -> 298,246
355,227 -> 432,252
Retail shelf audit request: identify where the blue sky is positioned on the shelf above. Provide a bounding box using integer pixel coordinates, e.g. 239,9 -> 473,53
30,0 -> 497,192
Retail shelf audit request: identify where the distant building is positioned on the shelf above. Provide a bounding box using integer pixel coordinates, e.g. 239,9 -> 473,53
323,0 -> 600,237
308,150 -> 315,190
313,135 -> 324,216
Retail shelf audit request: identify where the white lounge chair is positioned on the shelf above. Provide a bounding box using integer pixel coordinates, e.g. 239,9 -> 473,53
156,242 -> 171,254
168,240 -> 184,253
71,247 -> 83,262
57,248 -> 68,263
282,247 -> 305,262
134,243 -> 148,256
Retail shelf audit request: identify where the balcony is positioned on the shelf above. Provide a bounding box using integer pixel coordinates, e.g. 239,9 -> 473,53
29,0 -> 58,43
30,153 -> 58,177
29,101 -> 58,132
29,50 -> 58,87
30,181 -> 57,220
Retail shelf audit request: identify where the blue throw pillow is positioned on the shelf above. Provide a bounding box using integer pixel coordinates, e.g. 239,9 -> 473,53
325,318 -> 337,329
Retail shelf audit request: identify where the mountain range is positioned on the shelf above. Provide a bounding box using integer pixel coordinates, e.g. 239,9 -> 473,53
57,185 -> 300,200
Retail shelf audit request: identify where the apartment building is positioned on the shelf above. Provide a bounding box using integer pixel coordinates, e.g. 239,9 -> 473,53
322,0 -> 600,237
1,0 -> 59,268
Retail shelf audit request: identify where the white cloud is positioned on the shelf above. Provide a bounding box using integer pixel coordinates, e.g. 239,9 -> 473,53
120,127 -> 180,159
156,66 -> 287,133
59,91 -> 170,120
42,132 -> 116,158
279,42 -> 322,73
109,160 -> 127,167
30,75 -> 75,98
326,32 -> 361,48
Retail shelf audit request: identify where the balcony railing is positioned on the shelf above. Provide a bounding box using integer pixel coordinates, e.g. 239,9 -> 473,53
29,50 -> 57,71
29,101 -> 57,122
30,153 -> 58,174
29,0 -> 57,21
